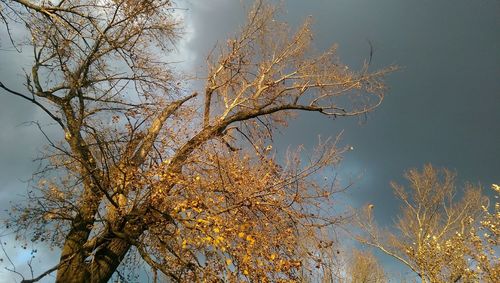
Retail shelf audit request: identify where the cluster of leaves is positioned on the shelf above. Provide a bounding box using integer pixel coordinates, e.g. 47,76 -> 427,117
465,184 -> 500,281
139,142 -> 344,281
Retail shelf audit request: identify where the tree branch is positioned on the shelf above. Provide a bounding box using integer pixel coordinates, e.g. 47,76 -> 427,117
129,92 -> 198,166
0,81 -> 66,130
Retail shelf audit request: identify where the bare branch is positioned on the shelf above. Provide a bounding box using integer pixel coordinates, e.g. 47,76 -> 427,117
0,81 -> 65,130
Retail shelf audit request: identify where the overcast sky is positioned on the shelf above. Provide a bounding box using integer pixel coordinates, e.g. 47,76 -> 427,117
0,0 -> 499,281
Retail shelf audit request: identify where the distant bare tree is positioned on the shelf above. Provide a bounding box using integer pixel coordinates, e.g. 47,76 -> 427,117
300,244 -> 386,283
346,249 -> 386,283
355,165 -> 496,282
0,0 -> 392,282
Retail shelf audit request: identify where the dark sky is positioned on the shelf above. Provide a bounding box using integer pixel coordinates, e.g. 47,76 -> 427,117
0,0 -> 499,281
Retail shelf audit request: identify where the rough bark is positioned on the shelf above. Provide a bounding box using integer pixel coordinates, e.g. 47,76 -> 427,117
56,237 -> 131,283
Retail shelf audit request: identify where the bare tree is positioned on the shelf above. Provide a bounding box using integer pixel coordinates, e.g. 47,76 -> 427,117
0,0 -> 392,282
300,244 -> 386,283
346,249 -> 386,283
355,164 -> 495,282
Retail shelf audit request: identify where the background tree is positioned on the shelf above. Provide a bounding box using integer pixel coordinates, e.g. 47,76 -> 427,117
0,0 -> 392,282
466,183 -> 500,282
300,244 -> 386,283
346,249 -> 386,283
355,164 -> 496,282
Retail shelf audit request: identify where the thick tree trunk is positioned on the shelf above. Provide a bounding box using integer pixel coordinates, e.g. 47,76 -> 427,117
55,225 -> 92,282
88,237 -> 132,283
55,257 -> 90,283
56,236 -> 131,283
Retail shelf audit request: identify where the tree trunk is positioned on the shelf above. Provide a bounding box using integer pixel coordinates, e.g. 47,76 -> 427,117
88,237 -> 131,283
56,236 -> 131,283
55,218 -> 92,282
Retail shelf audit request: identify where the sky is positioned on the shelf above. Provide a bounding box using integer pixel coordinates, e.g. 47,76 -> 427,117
0,0 -> 499,281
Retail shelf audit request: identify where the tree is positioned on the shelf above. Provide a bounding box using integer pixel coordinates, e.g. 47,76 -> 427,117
300,245 -> 386,283
355,164 -> 496,282
0,0 -> 392,282
466,183 -> 500,282
346,249 -> 386,283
